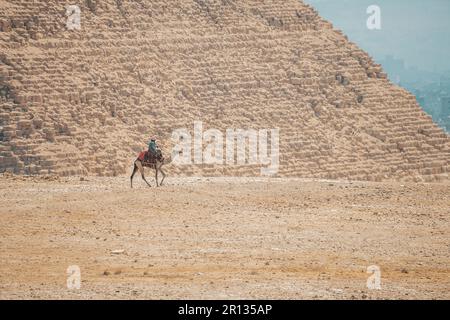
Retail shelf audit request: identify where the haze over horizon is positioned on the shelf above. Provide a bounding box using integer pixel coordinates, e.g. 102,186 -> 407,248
304,0 -> 450,74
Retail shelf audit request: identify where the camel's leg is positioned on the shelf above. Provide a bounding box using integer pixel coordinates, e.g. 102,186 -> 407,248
155,165 -> 159,187
159,164 -> 166,186
130,161 -> 138,188
137,161 -> 151,187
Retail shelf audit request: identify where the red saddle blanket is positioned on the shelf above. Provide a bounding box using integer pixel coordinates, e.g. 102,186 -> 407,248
138,151 -> 146,161
138,151 -> 157,163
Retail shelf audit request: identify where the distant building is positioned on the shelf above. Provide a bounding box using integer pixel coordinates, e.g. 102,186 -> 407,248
439,76 -> 450,90
440,96 -> 450,132
381,55 -> 406,84
441,96 -> 450,117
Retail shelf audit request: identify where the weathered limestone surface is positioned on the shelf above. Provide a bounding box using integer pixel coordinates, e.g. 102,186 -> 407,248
0,0 -> 449,181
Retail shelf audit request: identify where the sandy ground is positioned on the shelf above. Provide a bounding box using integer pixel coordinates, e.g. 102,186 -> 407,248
0,174 -> 449,300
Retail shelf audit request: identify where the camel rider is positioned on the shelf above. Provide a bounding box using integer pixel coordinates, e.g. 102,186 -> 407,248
148,137 -> 158,158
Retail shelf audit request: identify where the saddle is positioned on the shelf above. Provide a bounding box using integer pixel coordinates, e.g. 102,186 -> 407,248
140,150 -> 163,165
144,151 -> 156,163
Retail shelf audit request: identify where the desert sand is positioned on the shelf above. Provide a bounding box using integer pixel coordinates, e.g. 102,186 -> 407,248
1,0 -> 449,181
0,174 -> 448,299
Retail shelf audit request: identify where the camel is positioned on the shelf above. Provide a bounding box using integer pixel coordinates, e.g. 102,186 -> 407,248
130,150 -> 168,188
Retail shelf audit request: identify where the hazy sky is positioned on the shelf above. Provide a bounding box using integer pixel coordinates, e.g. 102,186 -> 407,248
303,0 -> 450,73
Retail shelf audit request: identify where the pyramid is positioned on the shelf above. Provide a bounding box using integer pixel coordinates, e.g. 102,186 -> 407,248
0,0 -> 449,181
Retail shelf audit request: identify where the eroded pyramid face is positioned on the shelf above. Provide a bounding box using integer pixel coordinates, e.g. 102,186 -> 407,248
0,0 -> 449,181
